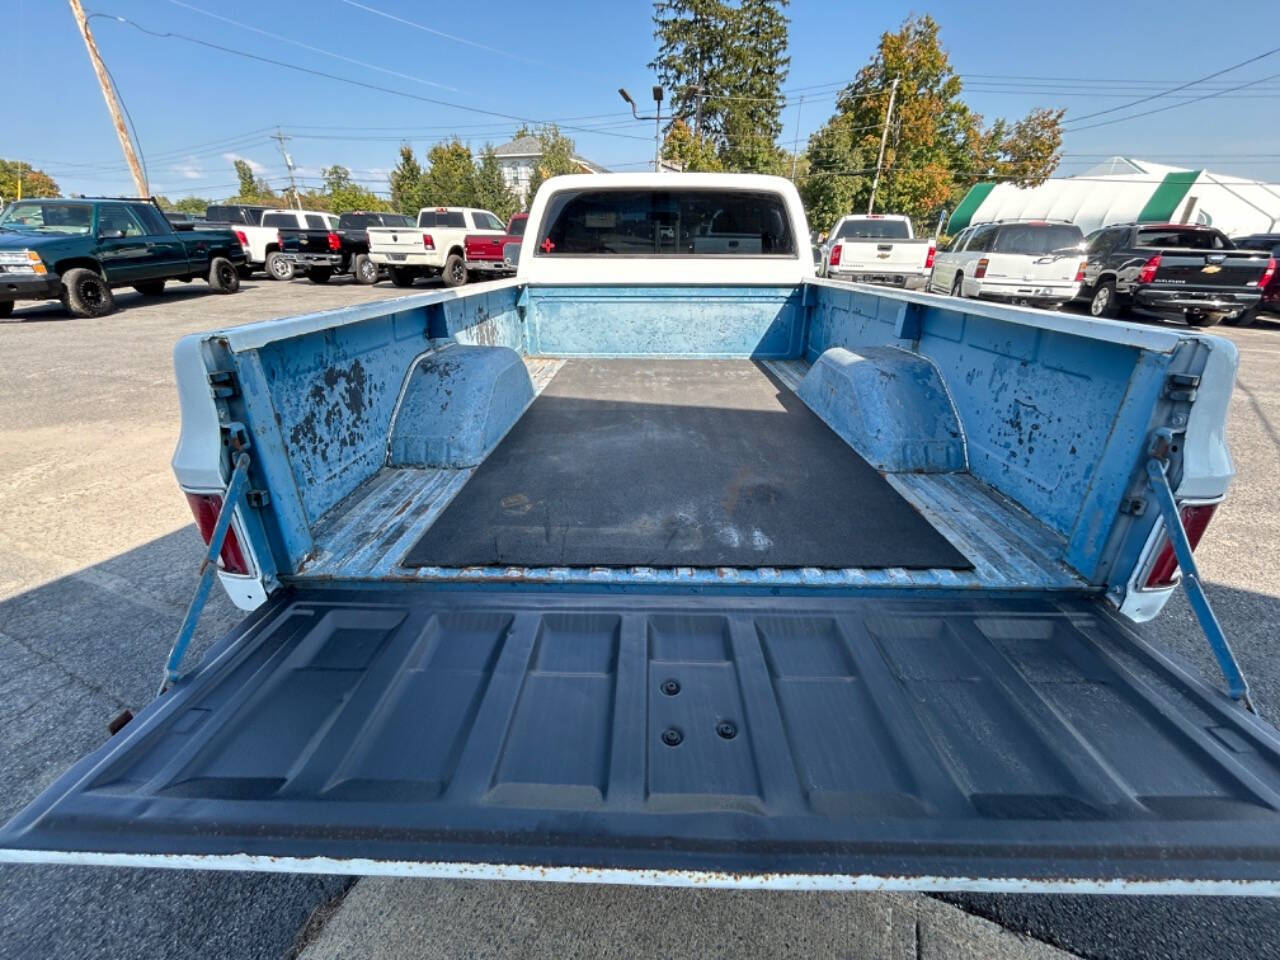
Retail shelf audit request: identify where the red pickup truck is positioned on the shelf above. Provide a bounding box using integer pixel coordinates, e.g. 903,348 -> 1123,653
464,213 -> 528,278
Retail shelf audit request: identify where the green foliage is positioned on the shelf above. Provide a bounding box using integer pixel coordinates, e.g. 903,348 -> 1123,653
389,143 -> 425,214
421,138 -> 477,208
474,146 -> 520,221
650,0 -> 734,140
661,118 -> 723,171
0,159 -> 60,200
800,14 -> 1063,234
319,165 -> 389,214
157,195 -> 211,215
230,158 -> 278,204
524,125 -> 579,203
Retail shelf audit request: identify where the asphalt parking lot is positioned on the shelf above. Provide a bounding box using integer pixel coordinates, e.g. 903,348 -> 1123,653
0,278 -> 1277,959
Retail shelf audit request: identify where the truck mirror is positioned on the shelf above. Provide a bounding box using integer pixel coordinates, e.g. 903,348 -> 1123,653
502,241 -> 521,268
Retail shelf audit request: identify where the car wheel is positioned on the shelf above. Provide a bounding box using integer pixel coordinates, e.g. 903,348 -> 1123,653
1223,308 -> 1257,328
0,301 -> 13,318
132,280 -> 166,297
390,267 -> 416,288
207,257 -> 240,294
950,274 -> 964,298
308,268 -> 333,284
1089,280 -> 1119,318
59,267 -> 115,318
441,253 -> 467,288
266,251 -> 294,281
353,254 -> 378,285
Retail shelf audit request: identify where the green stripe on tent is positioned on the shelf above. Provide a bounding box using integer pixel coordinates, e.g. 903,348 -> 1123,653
1137,170 -> 1201,223
947,183 -> 995,234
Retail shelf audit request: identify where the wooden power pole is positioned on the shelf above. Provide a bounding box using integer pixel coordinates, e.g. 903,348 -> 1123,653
867,77 -> 899,215
68,0 -> 148,197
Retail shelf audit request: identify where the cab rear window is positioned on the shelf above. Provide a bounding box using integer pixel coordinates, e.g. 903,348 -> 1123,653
535,189 -> 796,256
835,218 -> 910,240
1137,228 -> 1228,250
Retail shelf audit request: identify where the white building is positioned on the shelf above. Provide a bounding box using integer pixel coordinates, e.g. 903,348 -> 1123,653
493,136 -> 608,205
948,158 -> 1280,238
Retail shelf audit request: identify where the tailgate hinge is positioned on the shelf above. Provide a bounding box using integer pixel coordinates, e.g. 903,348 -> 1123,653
1164,372 -> 1200,404
208,369 -> 239,399
159,451 -> 253,695
1145,452 -> 1254,712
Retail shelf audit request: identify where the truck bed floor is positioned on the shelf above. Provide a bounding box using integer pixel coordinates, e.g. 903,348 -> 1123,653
402,359 -> 970,571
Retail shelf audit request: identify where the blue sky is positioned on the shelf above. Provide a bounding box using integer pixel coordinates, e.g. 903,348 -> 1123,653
9,0 -> 1280,200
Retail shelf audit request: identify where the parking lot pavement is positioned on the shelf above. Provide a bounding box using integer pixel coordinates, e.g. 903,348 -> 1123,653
0,281 -> 1276,960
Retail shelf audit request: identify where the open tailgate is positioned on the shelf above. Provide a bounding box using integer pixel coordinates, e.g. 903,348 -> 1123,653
4,586 -> 1280,893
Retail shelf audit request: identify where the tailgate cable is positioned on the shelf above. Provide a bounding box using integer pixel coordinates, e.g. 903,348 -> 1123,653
157,451 -> 253,697
1146,430 -> 1255,713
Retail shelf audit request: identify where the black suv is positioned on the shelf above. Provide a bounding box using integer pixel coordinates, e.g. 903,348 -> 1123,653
1078,223 -> 1272,327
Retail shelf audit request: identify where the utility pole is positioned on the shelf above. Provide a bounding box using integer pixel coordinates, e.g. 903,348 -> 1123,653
790,95 -> 805,181
68,0 -> 148,197
654,86 -> 663,173
867,77 -> 899,215
273,128 -> 302,210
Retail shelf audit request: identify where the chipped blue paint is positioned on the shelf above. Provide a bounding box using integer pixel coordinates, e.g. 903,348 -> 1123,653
388,344 -> 534,468
526,285 -> 804,357
798,347 -> 966,473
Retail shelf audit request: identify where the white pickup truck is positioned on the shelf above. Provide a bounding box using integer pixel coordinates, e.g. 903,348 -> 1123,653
368,206 -> 507,288
6,173 -> 1280,898
824,213 -> 935,290
203,205 -> 339,281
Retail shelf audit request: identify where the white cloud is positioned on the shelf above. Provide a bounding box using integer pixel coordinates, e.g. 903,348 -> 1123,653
172,157 -> 205,181
222,152 -> 266,174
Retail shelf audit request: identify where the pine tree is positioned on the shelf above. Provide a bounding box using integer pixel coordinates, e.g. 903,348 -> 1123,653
421,139 -> 477,208
718,0 -> 789,172
389,144 -> 425,214
649,0 -> 733,139
474,145 -> 519,221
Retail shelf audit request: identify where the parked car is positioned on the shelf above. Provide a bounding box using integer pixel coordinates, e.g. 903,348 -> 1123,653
280,210 -> 414,285
1078,223 -> 1274,327
1229,233 -> 1280,324
463,212 -> 529,279
9,174 -> 1279,896
252,209 -> 339,281
368,206 -> 508,288
929,220 -> 1085,309
0,196 -> 245,318
823,214 -> 935,289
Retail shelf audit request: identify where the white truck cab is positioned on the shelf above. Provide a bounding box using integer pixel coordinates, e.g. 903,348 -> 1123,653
824,213 -> 934,289
368,206 -> 506,288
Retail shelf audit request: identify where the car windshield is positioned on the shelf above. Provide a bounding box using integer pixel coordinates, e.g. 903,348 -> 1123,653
835,218 -> 911,240
0,201 -> 93,235
991,223 -> 1084,255
536,189 -> 796,256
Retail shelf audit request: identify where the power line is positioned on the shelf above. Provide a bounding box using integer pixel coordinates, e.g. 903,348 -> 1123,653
1062,45 -> 1280,125
1066,70 -> 1280,132
87,11 -> 653,142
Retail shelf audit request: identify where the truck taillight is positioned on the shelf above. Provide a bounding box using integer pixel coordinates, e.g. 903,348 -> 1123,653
1259,257 -> 1277,288
975,257 -> 989,279
327,232 -> 341,252
1137,254 -> 1161,284
422,233 -> 435,250
184,492 -> 250,576
234,230 -> 248,247
924,243 -> 936,269
1075,260 -> 1087,283
828,244 -> 841,267
1144,503 -> 1217,589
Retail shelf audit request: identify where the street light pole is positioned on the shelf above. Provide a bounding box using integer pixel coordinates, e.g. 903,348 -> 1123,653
620,86 -> 666,173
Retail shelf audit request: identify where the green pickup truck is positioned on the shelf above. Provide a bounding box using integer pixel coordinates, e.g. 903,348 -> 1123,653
0,197 -> 247,318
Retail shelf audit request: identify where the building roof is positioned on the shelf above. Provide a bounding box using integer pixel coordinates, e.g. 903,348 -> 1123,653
493,135 -> 542,157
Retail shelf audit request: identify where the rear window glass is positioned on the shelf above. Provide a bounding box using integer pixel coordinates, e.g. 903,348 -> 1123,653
262,213 -> 296,228
418,210 -> 465,228
1137,228 -> 1228,250
536,189 -> 796,256
471,211 -> 505,231
205,205 -> 266,226
991,224 -> 1084,255
835,218 -> 911,240
339,213 -> 412,229
304,214 -> 327,230
507,216 -> 527,237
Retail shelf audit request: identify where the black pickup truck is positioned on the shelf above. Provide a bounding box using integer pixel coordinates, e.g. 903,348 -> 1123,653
1079,223 -> 1272,326
280,210 -> 414,285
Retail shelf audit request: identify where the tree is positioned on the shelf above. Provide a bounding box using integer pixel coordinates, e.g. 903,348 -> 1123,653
800,14 -> 1062,233
650,0 -> 733,139
524,125 -> 579,203
0,159 -> 60,201
474,145 -> 519,220
661,118 -> 723,171
389,143 -> 425,214
230,158 -> 277,204
320,165 -> 389,214
157,195 -> 211,215
718,0 -> 789,172
421,138 -> 477,208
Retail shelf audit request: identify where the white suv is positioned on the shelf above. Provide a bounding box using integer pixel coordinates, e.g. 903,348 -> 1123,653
929,220 -> 1086,309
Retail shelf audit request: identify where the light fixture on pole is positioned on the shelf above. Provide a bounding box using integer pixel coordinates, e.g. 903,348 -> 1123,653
619,86 -> 666,173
